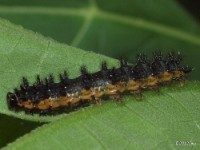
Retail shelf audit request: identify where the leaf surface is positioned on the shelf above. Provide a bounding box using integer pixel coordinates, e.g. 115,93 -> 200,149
0,0 -> 200,79
0,0 -> 200,149
4,82 -> 200,150
0,18 -> 117,121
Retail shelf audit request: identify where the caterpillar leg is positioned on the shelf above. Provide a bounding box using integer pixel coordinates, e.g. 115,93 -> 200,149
110,94 -> 125,106
149,85 -> 160,92
130,90 -> 142,100
109,94 -> 122,101
178,78 -> 185,87
93,97 -> 102,105
39,109 -> 50,116
24,109 -> 34,115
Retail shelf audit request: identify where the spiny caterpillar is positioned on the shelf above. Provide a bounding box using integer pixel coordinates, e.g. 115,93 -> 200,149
7,52 -> 192,115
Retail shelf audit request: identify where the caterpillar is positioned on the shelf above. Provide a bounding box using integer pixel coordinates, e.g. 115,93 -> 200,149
7,52 -> 192,115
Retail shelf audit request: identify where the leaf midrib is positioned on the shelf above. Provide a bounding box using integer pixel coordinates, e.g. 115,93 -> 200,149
0,2 -> 200,47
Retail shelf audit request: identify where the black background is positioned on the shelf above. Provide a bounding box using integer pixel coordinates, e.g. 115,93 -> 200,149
178,0 -> 200,21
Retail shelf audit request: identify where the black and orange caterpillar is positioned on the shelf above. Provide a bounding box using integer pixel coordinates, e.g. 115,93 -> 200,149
7,52 -> 192,115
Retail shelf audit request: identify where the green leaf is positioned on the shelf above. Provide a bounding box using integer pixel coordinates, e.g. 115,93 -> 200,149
0,18 -> 118,121
0,0 -> 200,149
3,82 -> 200,150
0,0 -> 200,79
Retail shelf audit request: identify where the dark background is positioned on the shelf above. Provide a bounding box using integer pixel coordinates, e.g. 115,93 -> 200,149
179,0 -> 200,21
